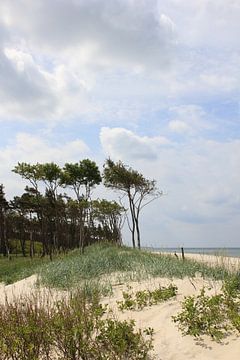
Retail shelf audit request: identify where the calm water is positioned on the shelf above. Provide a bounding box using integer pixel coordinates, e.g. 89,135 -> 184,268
148,248 -> 240,258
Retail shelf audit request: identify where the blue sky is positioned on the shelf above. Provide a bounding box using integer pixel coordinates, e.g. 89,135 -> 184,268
0,0 -> 240,247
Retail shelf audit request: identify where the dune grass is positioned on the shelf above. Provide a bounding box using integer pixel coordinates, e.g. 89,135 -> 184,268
38,243 -> 230,294
0,243 -> 233,292
0,256 -> 49,285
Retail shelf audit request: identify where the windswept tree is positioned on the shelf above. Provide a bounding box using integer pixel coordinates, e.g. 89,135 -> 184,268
103,159 -> 162,249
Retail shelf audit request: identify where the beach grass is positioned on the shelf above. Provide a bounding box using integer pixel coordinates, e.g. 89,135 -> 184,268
0,243 -> 234,293
0,256 -> 49,285
38,243 -> 230,294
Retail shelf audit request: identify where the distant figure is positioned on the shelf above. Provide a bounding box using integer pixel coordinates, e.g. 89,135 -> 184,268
174,252 -> 179,259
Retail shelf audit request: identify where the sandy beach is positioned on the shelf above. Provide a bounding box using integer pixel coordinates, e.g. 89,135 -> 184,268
177,252 -> 240,272
0,253 -> 239,360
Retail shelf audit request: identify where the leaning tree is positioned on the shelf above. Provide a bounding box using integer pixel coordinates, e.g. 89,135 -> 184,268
103,159 -> 162,249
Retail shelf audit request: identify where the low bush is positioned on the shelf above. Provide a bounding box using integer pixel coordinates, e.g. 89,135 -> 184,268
118,284 -> 177,311
173,274 -> 240,342
0,290 -> 154,360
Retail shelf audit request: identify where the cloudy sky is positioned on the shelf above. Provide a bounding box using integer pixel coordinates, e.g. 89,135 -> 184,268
0,0 -> 240,248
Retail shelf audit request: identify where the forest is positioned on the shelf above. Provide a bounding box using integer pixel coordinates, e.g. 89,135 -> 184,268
0,159 -> 160,258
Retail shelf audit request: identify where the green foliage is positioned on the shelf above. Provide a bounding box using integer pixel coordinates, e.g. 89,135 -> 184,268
0,291 -> 153,360
118,284 -> 177,311
61,159 -> 101,200
0,243 -> 230,290
12,162 -> 42,190
103,158 -> 161,249
9,239 -> 43,255
0,297 -> 53,360
172,289 -> 228,341
173,274 -> 240,341
0,256 -> 48,284
96,319 -> 154,359
223,274 -> 240,332
39,243 -> 230,293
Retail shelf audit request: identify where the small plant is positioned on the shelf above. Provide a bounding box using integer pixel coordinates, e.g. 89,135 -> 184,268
118,284 -> 177,311
0,290 -> 154,360
0,296 -> 53,360
172,288 -> 228,341
173,274 -> 240,342
96,319 -> 154,359
223,274 -> 240,332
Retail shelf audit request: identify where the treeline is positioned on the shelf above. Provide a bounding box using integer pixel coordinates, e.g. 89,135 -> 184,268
0,159 -> 160,258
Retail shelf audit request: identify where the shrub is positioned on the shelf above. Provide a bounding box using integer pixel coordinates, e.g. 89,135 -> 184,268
118,284 -> 177,311
173,274 -> 240,342
0,290 -> 153,359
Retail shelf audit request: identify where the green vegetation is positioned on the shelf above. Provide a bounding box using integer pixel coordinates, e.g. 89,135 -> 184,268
173,274 -> 240,341
8,239 -> 43,255
0,255 -> 48,285
104,158 -> 161,249
39,244 -> 229,293
1,158 -> 160,260
117,284 -> 177,311
0,290 -> 153,360
0,244 -> 231,289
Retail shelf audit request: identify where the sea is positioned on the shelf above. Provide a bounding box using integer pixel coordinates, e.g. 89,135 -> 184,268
147,248 -> 240,258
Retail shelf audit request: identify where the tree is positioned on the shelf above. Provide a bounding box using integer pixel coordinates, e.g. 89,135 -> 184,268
103,159 -> 162,249
92,199 -> 125,245
0,185 -> 10,258
61,159 -> 102,251
12,162 -> 62,258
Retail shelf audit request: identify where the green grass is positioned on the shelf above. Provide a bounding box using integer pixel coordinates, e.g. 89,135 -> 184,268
0,256 -> 49,285
0,243 -> 231,292
8,239 -> 43,255
38,243 -> 230,293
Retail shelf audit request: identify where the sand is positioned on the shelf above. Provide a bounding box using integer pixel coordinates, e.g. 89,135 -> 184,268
0,253 -> 240,360
179,252 -> 240,272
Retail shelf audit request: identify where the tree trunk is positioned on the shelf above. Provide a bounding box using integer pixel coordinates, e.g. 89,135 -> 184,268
29,229 -> 34,258
135,218 -> 141,250
128,194 -> 136,248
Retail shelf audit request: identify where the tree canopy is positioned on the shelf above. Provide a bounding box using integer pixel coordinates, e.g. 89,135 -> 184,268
103,158 -> 162,249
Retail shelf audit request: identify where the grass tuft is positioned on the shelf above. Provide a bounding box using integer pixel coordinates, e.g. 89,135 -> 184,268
38,243 -> 230,294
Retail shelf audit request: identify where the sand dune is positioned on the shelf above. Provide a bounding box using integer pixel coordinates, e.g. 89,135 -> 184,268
0,253 -> 240,359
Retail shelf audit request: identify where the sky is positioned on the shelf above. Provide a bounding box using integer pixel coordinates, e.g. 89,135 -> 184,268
0,0 -> 240,248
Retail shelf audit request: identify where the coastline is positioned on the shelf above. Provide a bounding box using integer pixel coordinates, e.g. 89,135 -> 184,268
169,252 -> 240,272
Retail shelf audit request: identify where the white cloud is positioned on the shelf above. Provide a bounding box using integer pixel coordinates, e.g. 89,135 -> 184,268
0,0 -> 179,121
0,0 -> 239,123
168,120 -> 190,133
168,105 -> 211,135
100,127 -> 240,224
99,127 -> 240,246
0,133 -> 89,196
100,127 -> 170,161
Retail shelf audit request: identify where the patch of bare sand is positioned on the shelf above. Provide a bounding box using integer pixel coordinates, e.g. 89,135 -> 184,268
103,276 -> 240,360
0,275 -> 67,305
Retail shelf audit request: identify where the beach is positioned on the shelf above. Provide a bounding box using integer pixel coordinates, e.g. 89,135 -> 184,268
0,252 -> 239,359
